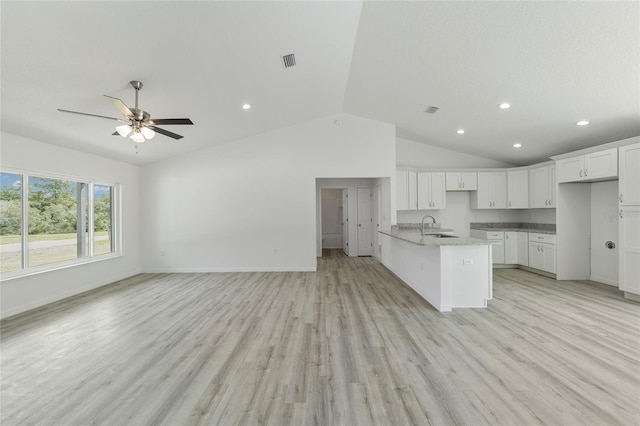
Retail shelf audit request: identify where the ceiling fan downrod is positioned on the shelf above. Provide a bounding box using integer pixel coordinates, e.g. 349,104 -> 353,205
130,80 -> 143,111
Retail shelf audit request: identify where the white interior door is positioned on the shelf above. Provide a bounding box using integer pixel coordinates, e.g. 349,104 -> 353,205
342,189 -> 349,255
357,187 -> 373,256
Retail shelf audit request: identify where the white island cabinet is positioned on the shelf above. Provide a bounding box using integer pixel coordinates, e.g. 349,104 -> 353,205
379,230 -> 493,312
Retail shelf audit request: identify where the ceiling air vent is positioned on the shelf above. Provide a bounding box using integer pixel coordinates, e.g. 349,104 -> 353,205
424,105 -> 440,114
281,53 -> 296,69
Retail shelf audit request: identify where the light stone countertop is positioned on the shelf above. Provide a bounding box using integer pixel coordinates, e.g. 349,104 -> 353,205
379,229 -> 496,246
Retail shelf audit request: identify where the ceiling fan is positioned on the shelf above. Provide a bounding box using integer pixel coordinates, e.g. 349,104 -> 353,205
58,80 -> 193,143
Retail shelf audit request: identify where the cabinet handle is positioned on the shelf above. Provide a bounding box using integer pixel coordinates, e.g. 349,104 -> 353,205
585,169 -> 588,176
509,201 -> 511,207
579,169 -> 583,177
620,194 -> 624,203
462,182 -> 465,189
620,210 -> 624,218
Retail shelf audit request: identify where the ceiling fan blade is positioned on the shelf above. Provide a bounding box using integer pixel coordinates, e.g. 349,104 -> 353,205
104,95 -> 134,118
149,126 -> 184,140
148,118 -> 193,125
58,109 -> 126,122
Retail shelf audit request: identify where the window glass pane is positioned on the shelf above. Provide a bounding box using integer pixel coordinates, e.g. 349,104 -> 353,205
28,177 -> 87,267
0,172 -> 22,273
94,185 -> 113,255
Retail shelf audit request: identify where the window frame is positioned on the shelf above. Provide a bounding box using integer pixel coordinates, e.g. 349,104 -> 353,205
0,167 -> 122,281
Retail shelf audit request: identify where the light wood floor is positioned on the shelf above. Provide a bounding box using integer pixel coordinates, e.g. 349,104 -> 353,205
1,249 -> 639,425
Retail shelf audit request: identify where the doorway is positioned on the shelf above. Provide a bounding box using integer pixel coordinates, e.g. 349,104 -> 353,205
320,188 -> 345,252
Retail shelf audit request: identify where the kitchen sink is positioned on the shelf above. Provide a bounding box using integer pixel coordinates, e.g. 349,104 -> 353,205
427,234 -> 458,238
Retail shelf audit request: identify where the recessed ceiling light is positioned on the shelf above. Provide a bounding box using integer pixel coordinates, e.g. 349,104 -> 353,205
498,103 -> 511,109
242,103 -> 251,110
457,129 -> 465,134
513,143 -> 522,148
576,120 -> 590,126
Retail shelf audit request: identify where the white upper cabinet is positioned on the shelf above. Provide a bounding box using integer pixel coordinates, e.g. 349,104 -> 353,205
445,172 -> 477,191
529,165 -> 556,208
396,170 -> 417,210
471,172 -> 507,209
417,172 -> 446,210
507,170 -> 529,209
557,148 -> 618,183
619,143 -> 640,206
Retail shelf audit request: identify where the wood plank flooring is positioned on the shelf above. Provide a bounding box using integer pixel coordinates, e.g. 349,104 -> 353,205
1,249 -> 639,425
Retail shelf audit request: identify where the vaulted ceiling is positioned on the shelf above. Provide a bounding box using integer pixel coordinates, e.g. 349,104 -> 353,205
2,1 -> 638,166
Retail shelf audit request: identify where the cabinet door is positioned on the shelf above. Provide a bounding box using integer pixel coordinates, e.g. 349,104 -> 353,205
620,206 -> 640,294
557,155 -> 585,183
491,172 -> 508,209
507,170 -> 528,208
585,148 -> 617,180
445,173 -> 462,191
542,244 -> 557,273
407,171 -> 417,210
417,173 -> 431,210
517,232 -> 529,266
430,173 -> 446,209
529,166 -> 549,208
548,165 -> 556,207
492,239 -> 505,264
396,171 -> 409,210
619,144 -> 640,206
474,172 -> 493,208
529,243 -> 542,270
461,172 -> 477,190
504,232 -> 518,264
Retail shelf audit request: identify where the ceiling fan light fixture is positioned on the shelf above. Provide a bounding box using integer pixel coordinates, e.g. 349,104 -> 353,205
116,124 -> 132,137
131,129 -> 145,143
141,127 -> 156,140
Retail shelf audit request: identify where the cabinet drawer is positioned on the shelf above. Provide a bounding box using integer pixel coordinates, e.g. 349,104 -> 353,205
471,230 -> 504,240
529,233 -> 556,244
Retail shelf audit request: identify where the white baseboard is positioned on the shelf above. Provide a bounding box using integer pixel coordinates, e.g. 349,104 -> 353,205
142,266 -> 317,273
589,276 -> 618,287
1,270 -> 140,320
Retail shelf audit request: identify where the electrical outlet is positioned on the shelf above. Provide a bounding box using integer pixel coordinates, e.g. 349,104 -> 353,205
463,258 -> 473,265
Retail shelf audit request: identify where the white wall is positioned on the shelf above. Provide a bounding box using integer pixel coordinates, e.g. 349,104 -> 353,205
0,132 -> 140,319
590,181 -> 619,286
397,138 -> 514,169
140,114 -> 395,272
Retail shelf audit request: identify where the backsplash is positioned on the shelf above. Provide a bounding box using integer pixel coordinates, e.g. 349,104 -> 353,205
470,222 -> 556,232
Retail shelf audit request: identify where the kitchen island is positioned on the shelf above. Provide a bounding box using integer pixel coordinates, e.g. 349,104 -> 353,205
379,228 -> 494,312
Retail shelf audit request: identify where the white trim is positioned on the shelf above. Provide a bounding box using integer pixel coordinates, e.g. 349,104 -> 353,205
142,266 -> 317,273
589,276 -> 618,287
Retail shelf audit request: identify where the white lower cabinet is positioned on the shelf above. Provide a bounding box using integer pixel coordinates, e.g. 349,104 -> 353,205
619,206 -> 640,295
528,233 -> 556,274
470,230 -> 504,264
516,231 -> 529,266
504,231 -> 518,264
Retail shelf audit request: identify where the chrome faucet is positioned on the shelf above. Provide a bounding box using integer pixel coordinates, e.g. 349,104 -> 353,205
421,215 -> 437,235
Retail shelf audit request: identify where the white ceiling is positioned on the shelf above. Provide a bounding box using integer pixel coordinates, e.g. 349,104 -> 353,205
2,1 -> 639,166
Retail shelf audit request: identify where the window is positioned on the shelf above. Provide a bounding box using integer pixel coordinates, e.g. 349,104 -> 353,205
0,173 -> 22,273
0,170 -> 119,278
94,184 -> 113,256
